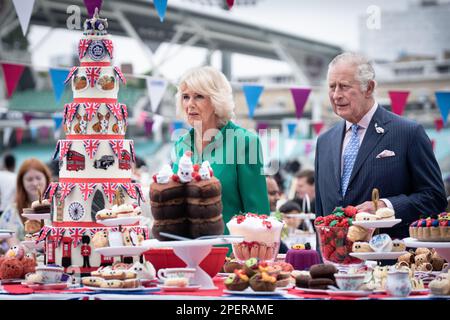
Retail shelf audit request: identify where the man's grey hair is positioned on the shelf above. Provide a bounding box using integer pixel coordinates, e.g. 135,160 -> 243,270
328,52 -> 376,92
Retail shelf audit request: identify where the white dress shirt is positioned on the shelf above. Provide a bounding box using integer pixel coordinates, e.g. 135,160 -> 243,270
340,102 -> 393,210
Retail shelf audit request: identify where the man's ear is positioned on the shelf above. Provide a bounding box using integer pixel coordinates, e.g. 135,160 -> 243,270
366,80 -> 376,97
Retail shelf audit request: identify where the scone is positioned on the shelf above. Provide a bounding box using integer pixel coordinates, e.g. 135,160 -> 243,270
82,276 -> 105,287
375,208 -> 395,220
101,279 -> 124,288
352,241 -> 373,252
347,225 -> 369,242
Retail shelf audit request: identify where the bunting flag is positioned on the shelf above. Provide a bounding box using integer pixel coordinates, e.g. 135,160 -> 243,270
1,63 -> 26,98
36,226 -> 51,243
52,113 -> 64,131
51,227 -> 65,247
135,184 -> 145,202
290,88 -> 311,119
121,103 -> 128,120
144,118 -> 154,136
59,141 -> 72,160
78,39 -> 92,60
129,141 -> 136,162
89,228 -> 103,237
69,227 -> 86,248
83,139 -> 100,159
114,67 -> 126,84
64,67 -> 78,84
312,121 -> 325,135
102,183 -> 118,203
83,0 -> 103,17
242,85 -> 264,118
59,183 -> 75,202
23,112 -> 33,126
16,128 -> 24,145
146,77 -> 168,113
435,118 -> 444,132
123,183 -> 137,199
109,140 -> 123,157
287,122 -> 297,138
79,183 -> 96,201
435,91 -> 450,124
44,182 -> 59,200
106,103 -> 123,120
52,141 -> 61,160
171,120 -> 185,132
12,0 -> 36,36
153,0 -> 168,22
86,67 -> 101,87
226,0 -> 235,9
84,102 -> 101,121
388,90 -> 410,116
102,39 -> 114,58
64,103 -> 79,123
49,68 -> 69,102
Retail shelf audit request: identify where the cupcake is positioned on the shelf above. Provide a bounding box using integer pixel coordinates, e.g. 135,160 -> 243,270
249,272 -> 277,292
224,270 -> 249,291
223,259 -> 243,273
375,208 -> 395,220
243,258 -> 260,278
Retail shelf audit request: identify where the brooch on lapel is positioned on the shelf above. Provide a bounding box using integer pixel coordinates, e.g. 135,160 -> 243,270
375,123 -> 384,134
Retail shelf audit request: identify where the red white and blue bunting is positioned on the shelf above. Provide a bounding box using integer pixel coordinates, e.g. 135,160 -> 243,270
86,67 -> 101,88
79,183 -> 96,201
68,227 -> 86,248
106,103 -> 124,120
78,39 -> 92,60
59,141 -> 72,161
83,139 -> 100,159
44,182 -> 59,200
109,139 -> 124,157
102,39 -> 114,59
51,227 -> 66,247
63,103 -> 80,124
64,67 -> 78,84
84,102 -> 101,121
102,182 -> 119,203
114,66 -> 126,84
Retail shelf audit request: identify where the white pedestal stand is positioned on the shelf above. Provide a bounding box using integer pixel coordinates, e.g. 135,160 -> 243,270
142,237 -> 243,290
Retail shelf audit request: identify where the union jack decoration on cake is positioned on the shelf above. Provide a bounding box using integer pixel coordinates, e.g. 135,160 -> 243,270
59,182 -> 75,202
44,182 -> 59,200
129,141 -> 136,162
106,103 -> 123,120
69,227 -> 86,247
122,183 -> 137,199
114,67 -> 126,84
36,226 -> 51,243
135,184 -> 145,202
83,139 -> 100,159
102,39 -> 114,58
64,103 -> 79,124
51,227 -> 66,247
52,141 -> 61,160
64,67 -> 78,84
59,141 -> 72,160
78,39 -> 92,59
84,102 -> 100,121
86,67 -> 101,87
102,182 -> 119,203
89,228 -> 104,237
109,140 -> 123,157
79,183 -> 96,201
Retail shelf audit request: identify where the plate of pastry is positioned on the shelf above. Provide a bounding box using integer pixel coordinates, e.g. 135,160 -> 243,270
352,219 -> 401,229
96,216 -> 142,227
349,251 -> 407,260
223,288 -> 284,296
21,213 -> 50,221
83,285 -> 160,292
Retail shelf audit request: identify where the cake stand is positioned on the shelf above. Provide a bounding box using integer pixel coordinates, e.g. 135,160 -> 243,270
21,213 -> 51,221
142,237 -> 244,290
403,237 -> 450,262
0,230 -> 14,240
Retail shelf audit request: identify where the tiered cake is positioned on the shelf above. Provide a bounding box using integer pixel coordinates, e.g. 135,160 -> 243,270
39,11 -> 148,272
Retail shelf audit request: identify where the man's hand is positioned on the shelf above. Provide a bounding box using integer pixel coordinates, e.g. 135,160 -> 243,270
355,200 -> 387,214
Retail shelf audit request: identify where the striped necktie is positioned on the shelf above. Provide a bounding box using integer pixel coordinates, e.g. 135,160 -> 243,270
341,124 -> 360,196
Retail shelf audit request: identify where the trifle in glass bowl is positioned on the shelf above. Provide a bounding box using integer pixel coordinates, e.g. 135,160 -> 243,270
227,213 -> 284,262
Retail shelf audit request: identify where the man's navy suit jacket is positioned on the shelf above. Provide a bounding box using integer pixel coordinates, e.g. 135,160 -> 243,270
315,106 -> 447,239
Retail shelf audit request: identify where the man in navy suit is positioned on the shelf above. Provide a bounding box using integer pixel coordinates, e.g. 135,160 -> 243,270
315,52 -> 447,239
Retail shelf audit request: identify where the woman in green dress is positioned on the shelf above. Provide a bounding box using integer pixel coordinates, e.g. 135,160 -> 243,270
172,66 -> 270,234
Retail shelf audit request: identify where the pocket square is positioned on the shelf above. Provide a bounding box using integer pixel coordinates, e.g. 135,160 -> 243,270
376,150 -> 396,158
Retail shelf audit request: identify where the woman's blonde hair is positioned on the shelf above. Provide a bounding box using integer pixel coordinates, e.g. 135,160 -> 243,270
176,66 -> 235,127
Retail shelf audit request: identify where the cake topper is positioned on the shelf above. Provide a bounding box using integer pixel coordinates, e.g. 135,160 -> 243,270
153,164 -> 173,184
177,151 -> 194,183
84,8 -> 108,35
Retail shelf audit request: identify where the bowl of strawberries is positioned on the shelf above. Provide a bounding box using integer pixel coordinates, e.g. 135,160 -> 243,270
315,206 -> 363,266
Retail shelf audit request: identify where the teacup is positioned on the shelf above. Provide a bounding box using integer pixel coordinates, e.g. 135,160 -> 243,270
334,273 -> 366,291
157,268 -> 196,284
35,265 -> 65,284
